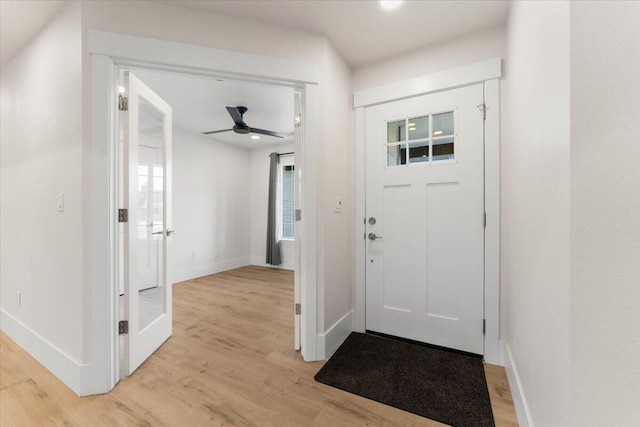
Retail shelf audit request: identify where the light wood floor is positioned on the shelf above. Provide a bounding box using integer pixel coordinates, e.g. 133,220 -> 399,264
0,266 -> 518,426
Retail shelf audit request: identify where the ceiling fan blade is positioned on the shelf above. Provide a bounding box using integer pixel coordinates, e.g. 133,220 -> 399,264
249,127 -> 293,139
202,128 -> 233,135
226,106 -> 245,126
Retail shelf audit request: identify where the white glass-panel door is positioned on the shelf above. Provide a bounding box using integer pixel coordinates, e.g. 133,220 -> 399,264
123,71 -> 173,375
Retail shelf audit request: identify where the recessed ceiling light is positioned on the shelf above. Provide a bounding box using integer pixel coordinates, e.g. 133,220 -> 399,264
408,122 -> 415,126
409,126 -> 416,131
379,0 -> 403,10
433,130 -> 443,136
251,135 -> 260,140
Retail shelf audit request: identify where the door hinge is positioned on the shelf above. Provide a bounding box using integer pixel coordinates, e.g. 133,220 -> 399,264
477,103 -> 486,120
484,212 -> 487,228
118,209 -> 128,223
295,303 -> 301,315
294,114 -> 302,128
482,319 -> 486,335
119,94 -> 128,111
295,209 -> 302,221
119,320 -> 129,335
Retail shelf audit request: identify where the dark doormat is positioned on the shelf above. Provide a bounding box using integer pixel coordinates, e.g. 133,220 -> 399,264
314,332 -> 494,427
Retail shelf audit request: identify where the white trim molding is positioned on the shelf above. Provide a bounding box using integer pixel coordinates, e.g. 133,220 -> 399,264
504,342 -> 534,427
483,78 -> 501,364
173,257 -> 252,284
353,58 -> 501,108
1,310 -> 91,395
353,59 -> 503,365
88,30 -> 318,85
316,311 -> 354,359
249,255 -> 294,271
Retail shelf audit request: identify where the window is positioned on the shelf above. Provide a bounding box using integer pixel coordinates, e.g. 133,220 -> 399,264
386,109 -> 456,167
279,158 -> 295,240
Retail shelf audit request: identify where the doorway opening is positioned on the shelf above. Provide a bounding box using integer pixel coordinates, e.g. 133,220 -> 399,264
114,65 -> 304,379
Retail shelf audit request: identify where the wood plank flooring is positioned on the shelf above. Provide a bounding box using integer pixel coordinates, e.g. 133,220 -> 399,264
1,266 -> 518,426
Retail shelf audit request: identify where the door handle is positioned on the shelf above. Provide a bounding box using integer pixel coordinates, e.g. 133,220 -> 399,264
368,232 -> 382,240
152,229 -> 176,236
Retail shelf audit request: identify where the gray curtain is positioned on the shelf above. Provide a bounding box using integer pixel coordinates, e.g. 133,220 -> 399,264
266,152 -> 282,265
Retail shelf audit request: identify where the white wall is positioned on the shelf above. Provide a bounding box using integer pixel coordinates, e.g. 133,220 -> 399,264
352,24 -> 506,92
504,2 -> 571,426
171,128 -> 251,283
317,41 -> 354,332
0,1 -> 85,366
249,142 -> 295,270
570,1 -> 640,425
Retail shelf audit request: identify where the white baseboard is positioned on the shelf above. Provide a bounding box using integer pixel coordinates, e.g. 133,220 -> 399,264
316,311 -> 353,359
498,339 -> 506,366
172,256 -> 251,283
249,255 -> 294,271
0,309 -> 90,396
504,342 -> 534,427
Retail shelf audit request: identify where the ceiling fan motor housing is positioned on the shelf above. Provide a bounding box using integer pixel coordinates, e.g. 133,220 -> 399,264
233,106 -> 249,133
233,125 -> 250,134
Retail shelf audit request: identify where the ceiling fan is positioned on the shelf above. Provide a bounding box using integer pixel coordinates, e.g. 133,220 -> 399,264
202,106 -> 293,139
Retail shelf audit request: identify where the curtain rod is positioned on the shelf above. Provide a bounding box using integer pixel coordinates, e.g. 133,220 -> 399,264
269,151 -> 294,157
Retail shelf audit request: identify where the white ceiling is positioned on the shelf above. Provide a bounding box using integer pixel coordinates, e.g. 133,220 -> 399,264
131,68 -> 294,149
0,0 -> 66,68
1,0 -> 507,149
1,1 -> 508,69
151,0 -> 509,66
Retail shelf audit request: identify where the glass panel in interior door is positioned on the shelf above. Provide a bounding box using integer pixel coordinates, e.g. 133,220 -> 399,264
137,95 -> 166,330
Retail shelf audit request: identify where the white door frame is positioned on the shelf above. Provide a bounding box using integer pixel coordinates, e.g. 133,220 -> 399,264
353,58 -> 503,365
88,30 -> 319,395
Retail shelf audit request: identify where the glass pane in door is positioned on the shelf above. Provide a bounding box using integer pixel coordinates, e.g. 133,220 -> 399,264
432,136 -> 455,162
432,111 -> 454,137
408,115 -> 429,141
137,95 -> 166,330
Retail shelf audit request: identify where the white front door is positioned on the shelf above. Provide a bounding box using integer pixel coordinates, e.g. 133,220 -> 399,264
365,84 -> 485,355
122,71 -> 173,375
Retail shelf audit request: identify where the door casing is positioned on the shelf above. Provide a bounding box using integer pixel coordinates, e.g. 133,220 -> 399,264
88,30 -> 320,396
353,58 -> 503,365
